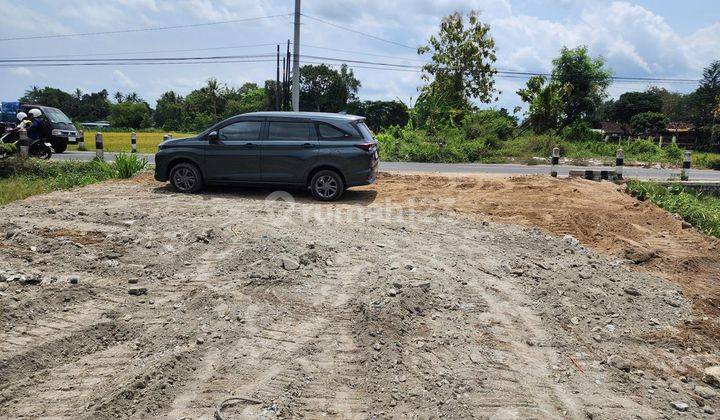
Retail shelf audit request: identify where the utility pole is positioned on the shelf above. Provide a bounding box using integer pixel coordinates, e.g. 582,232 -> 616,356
275,44 -> 280,111
292,0 -> 301,111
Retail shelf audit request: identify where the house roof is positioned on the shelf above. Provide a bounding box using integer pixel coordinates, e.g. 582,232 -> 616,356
666,122 -> 695,133
599,122 -> 630,134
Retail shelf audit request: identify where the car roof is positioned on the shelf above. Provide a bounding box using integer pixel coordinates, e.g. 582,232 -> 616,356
241,111 -> 364,122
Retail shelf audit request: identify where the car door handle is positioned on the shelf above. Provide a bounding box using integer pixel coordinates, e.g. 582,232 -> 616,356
302,143 -> 315,148
244,142 -> 257,148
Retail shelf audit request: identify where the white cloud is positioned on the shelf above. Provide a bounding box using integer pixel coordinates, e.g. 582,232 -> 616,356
112,70 -> 137,88
10,67 -> 32,76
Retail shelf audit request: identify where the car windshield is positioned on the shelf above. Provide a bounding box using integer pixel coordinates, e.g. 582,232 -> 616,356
43,108 -> 72,124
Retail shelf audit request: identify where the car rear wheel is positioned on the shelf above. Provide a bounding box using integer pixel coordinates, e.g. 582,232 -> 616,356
170,162 -> 203,194
310,170 -> 344,201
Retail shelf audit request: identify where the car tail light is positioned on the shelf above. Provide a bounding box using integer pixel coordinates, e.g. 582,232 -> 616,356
354,142 -> 376,151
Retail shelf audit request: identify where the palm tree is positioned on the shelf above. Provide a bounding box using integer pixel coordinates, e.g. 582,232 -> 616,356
206,78 -> 220,119
114,91 -> 124,103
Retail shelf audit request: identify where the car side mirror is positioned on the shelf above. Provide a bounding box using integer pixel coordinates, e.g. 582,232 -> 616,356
208,131 -> 219,142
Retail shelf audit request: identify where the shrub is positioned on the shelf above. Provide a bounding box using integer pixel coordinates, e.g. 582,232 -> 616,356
114,153 -> 148,179
627,181 -> 720,238
626,139 -> 661,156
693,153 -> 720,170
664,142 -> 683,161
560,122 -> 603,142
461,109 -> 516,143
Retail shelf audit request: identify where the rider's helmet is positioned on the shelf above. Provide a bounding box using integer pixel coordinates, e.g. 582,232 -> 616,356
16,112 -> 27,121
28,108 -> 42,118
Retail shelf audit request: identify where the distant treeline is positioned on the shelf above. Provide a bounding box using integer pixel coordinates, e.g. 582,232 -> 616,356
19,63 -> 409,133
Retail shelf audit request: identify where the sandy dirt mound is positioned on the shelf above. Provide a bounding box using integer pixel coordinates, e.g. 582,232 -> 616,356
0,173 -> 718,418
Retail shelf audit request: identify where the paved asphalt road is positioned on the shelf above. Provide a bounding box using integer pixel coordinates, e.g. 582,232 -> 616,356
52,151 -> 720,181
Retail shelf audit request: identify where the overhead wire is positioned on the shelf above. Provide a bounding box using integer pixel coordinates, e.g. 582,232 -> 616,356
0,13 -> 292,41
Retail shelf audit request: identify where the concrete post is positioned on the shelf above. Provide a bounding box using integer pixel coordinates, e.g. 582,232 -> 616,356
78,130 -> 85,150
615,149 -> 624,180
163,133 -> 170,141
681,150 -> 691,181
551,147 -> 560,178
95,132 -> 104,160
18,129 -> 29,157
658,136 -> 663,148
131,132 -> 137,153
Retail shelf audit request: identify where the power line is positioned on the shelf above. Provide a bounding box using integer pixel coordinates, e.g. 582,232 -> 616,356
2,52 -> 701,84
0,54 -> 275,63
0,13 -> 292,41
301,13 -> 416,50
0,43 -> 283,60
0,59 -> 277,68
302,44 -> 427,62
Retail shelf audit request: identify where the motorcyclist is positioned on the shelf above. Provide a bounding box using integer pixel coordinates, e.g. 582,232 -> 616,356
26,108 -> 44,140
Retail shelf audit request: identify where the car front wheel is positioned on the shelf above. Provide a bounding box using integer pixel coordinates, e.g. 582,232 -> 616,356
170,162 -> 203,194
310,170 -> 344,201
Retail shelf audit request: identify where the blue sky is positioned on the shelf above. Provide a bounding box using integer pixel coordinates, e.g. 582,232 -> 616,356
1,0 -> 718,112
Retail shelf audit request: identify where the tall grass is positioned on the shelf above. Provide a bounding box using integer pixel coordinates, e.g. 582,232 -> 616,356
627,181 -> 720,239
114,153 -> 148,179
0,158 -> 143,206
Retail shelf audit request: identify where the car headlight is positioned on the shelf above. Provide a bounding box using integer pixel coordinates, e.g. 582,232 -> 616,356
51,129 -> 61,136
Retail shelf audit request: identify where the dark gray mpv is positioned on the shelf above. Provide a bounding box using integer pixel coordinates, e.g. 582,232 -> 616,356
154,112 -> 379,201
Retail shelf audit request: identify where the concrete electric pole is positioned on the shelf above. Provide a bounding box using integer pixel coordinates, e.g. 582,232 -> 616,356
291,0 -> 301,111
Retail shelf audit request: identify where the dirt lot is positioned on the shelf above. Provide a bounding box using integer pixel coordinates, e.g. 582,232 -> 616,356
1,172 -> 719,418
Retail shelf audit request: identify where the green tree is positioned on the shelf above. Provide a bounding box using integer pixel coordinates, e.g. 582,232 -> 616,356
630,111 -> 669,135
108,101 -> 152,129
20,86 -> 75,115
298,64 -> 360,112
345,100 -> 410,132
418,9 -> 497,116
77,89 -> 110,121
551,46 -> 612,127
154,91 -> 186,131
516,75 -> 569,134
612,90 -> 663,123
646,87 -> 695,122
225,83 -> 267,117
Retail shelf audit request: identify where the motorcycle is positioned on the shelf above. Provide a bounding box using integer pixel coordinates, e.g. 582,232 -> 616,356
0,128 -> 53,160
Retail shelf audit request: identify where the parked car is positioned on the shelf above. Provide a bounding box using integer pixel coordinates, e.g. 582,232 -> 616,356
154,112 -> 379,201
18,104 -> 79,153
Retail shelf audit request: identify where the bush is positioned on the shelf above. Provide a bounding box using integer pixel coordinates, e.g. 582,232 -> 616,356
627,181 -> 720,238
664,142 -> 683,161
693,153 -> 720,170
626,139 -> 661,156
114,153 -> 148,179
560,122 -> 603,142
461,109 -> 516,143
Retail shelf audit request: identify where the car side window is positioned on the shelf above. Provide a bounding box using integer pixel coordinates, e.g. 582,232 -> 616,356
219,121 -> 262,141
267,121 -> 314,141
317,123 -> 350,140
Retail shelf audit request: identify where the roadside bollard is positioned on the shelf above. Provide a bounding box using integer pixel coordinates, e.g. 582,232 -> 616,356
163,133 -> 170,141
78,130 -> 85,150
681,150 -> 691,181
95,132 -> 104,160
615,149 -> 624,180
551,147 -> 560,177
19,129 -> 29,157
131,132 -> 137,153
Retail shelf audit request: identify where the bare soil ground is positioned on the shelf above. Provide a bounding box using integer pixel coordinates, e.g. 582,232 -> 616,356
0,172 -> 718,419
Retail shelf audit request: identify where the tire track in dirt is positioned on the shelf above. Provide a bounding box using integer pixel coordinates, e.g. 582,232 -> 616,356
164,247 -> 375,418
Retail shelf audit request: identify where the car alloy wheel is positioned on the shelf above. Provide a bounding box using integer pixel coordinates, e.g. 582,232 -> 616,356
173,166 -> 197,192
315,174 -> 338,199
